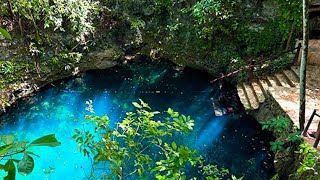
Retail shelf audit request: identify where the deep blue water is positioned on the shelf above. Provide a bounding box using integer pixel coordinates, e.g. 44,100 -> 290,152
0,60 -> 274,179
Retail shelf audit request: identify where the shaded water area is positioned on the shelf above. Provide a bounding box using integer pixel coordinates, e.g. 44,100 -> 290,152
0,59 -> 275,179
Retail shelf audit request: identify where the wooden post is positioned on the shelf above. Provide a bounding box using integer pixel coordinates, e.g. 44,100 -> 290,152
303,109 -> 317,136
249,60 -> 255,83
293,43 -> 302,65
313,121 -> 320,148
299,0 -> 309,131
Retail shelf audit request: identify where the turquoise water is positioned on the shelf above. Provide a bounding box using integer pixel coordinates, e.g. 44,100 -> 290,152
0,60 -> 274,179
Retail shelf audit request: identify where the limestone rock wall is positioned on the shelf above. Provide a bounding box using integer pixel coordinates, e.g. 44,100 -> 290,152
0,45 -> 123,114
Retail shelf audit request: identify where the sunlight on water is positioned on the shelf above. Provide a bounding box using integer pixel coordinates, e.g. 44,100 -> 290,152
0,60 -> 274,179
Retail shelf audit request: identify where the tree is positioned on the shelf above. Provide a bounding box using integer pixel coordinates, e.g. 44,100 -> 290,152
299,0 -> 309,131
73,100 -> 238,179
0,0 -> 100,76
275,0 -> 303,50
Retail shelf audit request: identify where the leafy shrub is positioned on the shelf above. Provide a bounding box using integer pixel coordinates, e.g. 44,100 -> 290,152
0,60 -> 32,89
236,21 -> 284,58
0,134 -> 61,179
295,143 -> 320,178
73,100 -> 241,179
262,116 -> 303,152
261,116 -> 291,136
270,139 -> 285,152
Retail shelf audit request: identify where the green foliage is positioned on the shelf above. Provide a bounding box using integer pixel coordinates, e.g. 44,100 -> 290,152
128,18 -> 146,29
261,116 -> 291,136
29,134 -> 61,147
0,134 -> 61,179
0,60 -> 32,89
1,0 -> 299,83
253,55 -> 293,78
191,0 -> 240,40
295,143 -> 320,177
270,139 -> 285,152
264,118 -> 319,179
11,0 -> 100,37
275,0 -> 302,36
3,159 -> 15,180
0,27 -> 12,40
0,0 -> 100,76
262,116 -> 304,152
201,164 -> 229,179
236,21 -> 284,57
287,131 -> 304,144
17,152 -> 34,176
271,173 -> 279,180
73,100 -> 238,179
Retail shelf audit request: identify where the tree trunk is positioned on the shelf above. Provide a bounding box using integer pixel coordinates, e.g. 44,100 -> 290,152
33,56 -> 41,78
285,24 -> 295,51
299,0 -> 309,131
7,0 -> 15,20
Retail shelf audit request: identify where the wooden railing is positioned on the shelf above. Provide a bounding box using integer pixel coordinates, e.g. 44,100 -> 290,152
209,44 -> 302,84
303,109 -> 320,148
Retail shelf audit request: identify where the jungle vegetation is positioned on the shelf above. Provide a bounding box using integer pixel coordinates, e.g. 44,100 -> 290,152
0,0 -> 303,86
72,100 -> 242,179
1,0 -> 319,179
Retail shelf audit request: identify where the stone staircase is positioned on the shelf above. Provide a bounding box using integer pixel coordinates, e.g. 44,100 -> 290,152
237,66 -> 301,110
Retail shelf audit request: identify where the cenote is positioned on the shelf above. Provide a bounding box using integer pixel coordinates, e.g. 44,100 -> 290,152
0,59 -> 275,179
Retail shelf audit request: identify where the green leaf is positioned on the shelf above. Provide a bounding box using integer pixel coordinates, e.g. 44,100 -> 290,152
139,99 -> 151,109
26,151 -> 40,158
167,108 -> 179,117
18,152 -> 34,176
29,134 -> 61,147
4,159 -> 15,180
0,144 -> 15,156
0,27 -> 12,40
1,135 -> 15,145
12,159 -> 20,163
270,140 -> 284,152
172,142 -> 177,150
132,102 -> 142,108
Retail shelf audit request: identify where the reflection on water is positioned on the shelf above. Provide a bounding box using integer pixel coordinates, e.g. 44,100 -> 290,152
0,60 -> 274,179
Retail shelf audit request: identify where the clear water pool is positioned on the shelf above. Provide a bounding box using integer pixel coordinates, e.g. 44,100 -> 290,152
0,60 -> 274,179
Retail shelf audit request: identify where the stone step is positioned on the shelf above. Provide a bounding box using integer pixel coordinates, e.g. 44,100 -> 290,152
291,66 -> 300,80
290,65 -> 319,90
237,84 -> 251,110
266,76 -> 279,87
251,81 -> 265,103
243,83 -> 260,109
283,69 -> 299,85
256,79 -> 269,97
275,73 -> 293,88
280,71 -> 297,87
272,74 -> 283,86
